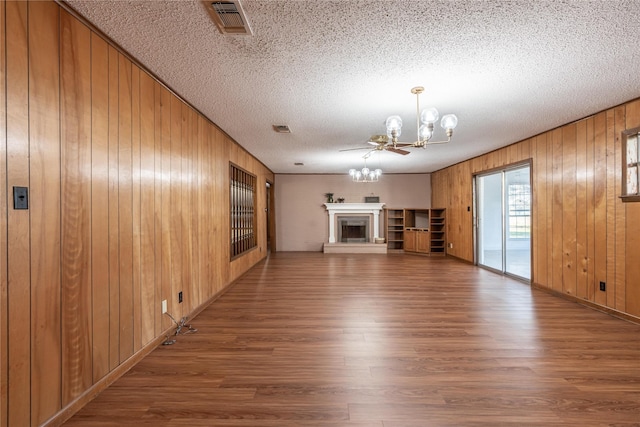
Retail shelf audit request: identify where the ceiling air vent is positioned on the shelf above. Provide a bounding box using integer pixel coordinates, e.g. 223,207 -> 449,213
272,125 -> 291,133
205,1 -> 253,35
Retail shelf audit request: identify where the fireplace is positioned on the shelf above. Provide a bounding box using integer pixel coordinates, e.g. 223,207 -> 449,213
323,203 -> 386,253
337,216 -> 369,243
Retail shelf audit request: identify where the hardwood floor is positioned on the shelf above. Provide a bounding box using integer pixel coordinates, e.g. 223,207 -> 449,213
63,253 -> 640,426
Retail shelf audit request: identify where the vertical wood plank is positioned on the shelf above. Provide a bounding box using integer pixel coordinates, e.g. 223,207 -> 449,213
585,117 -> 596,301
190,108 -> 201,307
28,2 -> 61,423
170,95 -> 182,319
0,0 -> 8,424
181,104 -> 194,313
60,9 -> 93,404
118,53 -> 134,363
562,124 -> 577,296
202,118 -> 212,297
90,32 -> 110,383
160,87 -> 172,329
551,128 -> 564,292
534,135 -> 548,287
545,133 -> 554,288
139,71 -> 155,345
6,1 -> 30,424
613,106 -> 626,312
131,64 -> 142,352
197,116 -> 206,300
107,45 -> 120,371
593,112 -> 607,307
605,109 -> 616,308
153,82 -> 163,337
625,100 -> 640,317
575,120 -> 588,299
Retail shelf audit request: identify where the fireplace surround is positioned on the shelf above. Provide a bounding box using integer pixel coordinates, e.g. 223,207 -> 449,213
323,203 -> 385,248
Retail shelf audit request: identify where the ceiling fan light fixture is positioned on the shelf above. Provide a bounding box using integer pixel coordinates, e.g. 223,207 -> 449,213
385,86 -> 459,147
441,114 -> 458,131
420,107 -> 439,124
385,115 -> 402,133
419,124 -> 433,141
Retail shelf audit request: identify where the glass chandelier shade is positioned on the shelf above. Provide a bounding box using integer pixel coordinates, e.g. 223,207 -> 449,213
385,86 -> 459,145
349,166 -> 382,183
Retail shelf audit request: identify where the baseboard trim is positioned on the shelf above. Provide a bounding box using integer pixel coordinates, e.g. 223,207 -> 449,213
40,283 -> 240,427
531,282 -> 640,325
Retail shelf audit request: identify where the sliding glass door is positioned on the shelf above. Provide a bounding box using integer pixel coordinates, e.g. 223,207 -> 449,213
475,164 -> 531,280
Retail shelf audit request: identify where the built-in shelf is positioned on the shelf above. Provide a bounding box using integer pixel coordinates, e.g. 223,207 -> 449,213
384,208 -> 446,255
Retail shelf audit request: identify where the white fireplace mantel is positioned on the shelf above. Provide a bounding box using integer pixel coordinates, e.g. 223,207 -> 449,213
324,203 -> 385,243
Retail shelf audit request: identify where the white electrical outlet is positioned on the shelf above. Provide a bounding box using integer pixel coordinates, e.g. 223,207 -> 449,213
161,299 -> 167,314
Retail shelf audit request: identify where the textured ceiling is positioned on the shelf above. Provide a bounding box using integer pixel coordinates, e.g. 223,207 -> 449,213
64,0 -> 640,174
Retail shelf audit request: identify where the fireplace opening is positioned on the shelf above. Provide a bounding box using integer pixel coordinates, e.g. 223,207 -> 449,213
337,216 -> 369,243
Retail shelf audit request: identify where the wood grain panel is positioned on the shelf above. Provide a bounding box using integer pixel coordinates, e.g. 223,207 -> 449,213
575,120 -> 588,299
593,112 -> 607,307
585,117 -> 596,300
107,45 -> 120,371
190,108 -> 201,307
181,104 -> 194,312
160,87 -> 172,330
118,53 -> 134,363
545,133 -> 553,288
613,106 -> 625,312
216,127 -> 230,289
532,135 -> 549,287
605,109 -> 615,308
28,2 -> 61,423
6,2 -> 30,424
205,121 -> 216,294
90,32 -> 110,383
0,1 -> 8,425
625,100 -> 640,317
170,95 -> 182,319
153,81 -> 163,337
131,64 -> 142,353
551,128 -> 563,292
562,124 -> 577,296
139,71 -> 156,345
60,9 -> 93,404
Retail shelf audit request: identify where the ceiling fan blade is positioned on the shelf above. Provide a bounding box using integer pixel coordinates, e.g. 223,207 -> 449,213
339,147 -> 371,152
393,143 -> 415,148
386,147 -> 410,155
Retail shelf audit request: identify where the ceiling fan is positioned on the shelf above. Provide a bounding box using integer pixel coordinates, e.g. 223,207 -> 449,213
340,86 -> 459,157
339,135 -> 413,156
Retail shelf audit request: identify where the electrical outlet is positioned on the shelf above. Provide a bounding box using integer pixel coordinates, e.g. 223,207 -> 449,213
161,299 -> 167,313
448,243 -> 453,249
599,281 -> 606,292
178,291 -> 183,303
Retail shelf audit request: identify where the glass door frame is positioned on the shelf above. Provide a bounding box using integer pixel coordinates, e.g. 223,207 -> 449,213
473,161 -> 532,282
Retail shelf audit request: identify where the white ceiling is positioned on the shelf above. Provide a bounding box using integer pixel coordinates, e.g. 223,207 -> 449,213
64,0 -> 640,174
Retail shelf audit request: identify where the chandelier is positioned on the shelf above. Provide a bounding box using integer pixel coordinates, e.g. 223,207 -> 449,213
385,86 -> 458,148
348,154 -> 381,183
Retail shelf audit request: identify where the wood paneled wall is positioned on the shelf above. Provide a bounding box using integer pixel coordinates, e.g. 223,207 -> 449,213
432,99 -> 640,320
0,1 -> 273,426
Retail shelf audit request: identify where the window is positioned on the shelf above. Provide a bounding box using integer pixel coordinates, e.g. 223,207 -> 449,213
230,163 -> 256,258
507,183 -> 530,239
622,127 -> 640,202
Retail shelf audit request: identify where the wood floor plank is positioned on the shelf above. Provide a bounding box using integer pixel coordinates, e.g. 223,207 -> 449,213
63,253 -> 640,426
